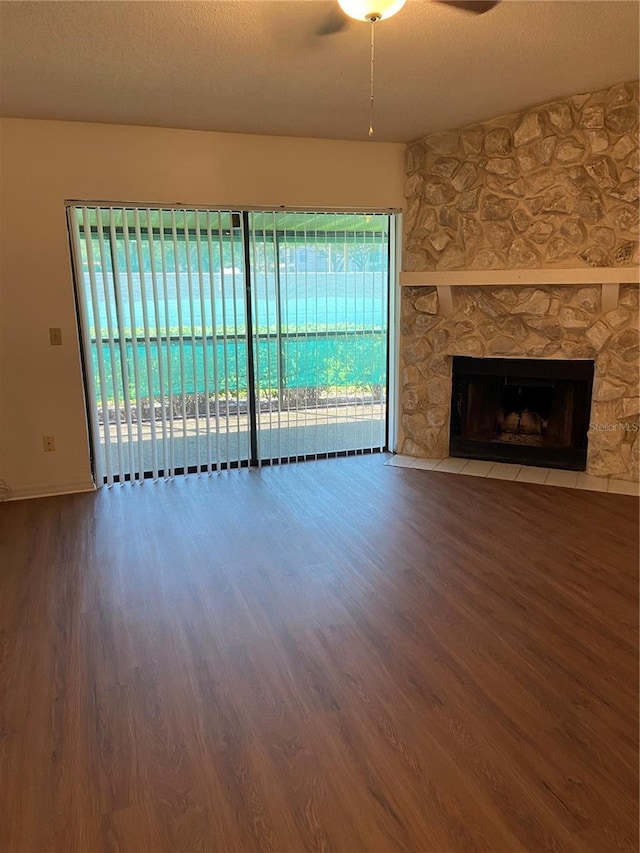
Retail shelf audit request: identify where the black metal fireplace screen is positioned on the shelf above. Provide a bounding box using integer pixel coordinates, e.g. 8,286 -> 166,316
450,357 -> 594,471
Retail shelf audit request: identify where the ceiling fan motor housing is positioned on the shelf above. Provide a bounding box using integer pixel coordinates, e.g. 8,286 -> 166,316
338,0 -> 406,23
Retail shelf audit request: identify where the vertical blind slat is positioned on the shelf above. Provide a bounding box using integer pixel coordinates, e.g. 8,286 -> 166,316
217,211 -> 233,468
145,209 -> 169,477
204,212 -> 221,472
261,215 -> 274,462
380,222 -> 385,449
279,227 -> 290,462
323,212 -> 330,458
194,212 -> 212,474
94,208 -> 125,480
313,215 -> 319,460
182,211 -> 200,473
169,211 -> 189,475
228,217 -> 243,464
120,210 -> 145,480
249,215 -> 261,467
272,212 -> 283,464
81,207 -> 113,484
108,209 -> 137,480
158,215 -> 176,477
302,214 -> 309,460
291,224 -> 300,457
132,209 -> 159,479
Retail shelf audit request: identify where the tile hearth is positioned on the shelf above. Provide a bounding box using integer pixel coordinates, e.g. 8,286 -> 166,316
386,454 -> 639,496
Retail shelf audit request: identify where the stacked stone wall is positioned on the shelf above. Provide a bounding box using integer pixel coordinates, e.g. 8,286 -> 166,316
404,81 -> 639,272
401,284 -> 639,481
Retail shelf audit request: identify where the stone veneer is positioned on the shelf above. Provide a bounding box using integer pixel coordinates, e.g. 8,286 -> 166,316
401,284 -> 640,482
404,81 -> 639,271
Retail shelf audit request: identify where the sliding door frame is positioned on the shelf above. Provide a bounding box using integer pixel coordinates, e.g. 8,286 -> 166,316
67,201 -> 401,483
241,210 -> 259,467
388,212 -> 402,454
66,208 -> 100,485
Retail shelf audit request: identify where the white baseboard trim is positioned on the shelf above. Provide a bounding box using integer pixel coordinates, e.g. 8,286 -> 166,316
3,479 -> 97,502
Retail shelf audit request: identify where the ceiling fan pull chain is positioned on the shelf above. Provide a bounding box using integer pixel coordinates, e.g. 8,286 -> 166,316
368,19 -> 375,138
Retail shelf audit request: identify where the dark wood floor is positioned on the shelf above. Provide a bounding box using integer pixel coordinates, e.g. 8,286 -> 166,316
0,456 -> 638,853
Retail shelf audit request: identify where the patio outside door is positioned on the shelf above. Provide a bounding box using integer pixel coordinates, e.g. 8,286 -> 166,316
70,206 -> 392,483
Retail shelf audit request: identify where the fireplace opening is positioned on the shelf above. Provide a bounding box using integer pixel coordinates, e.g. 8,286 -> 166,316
450,357 -> 594,470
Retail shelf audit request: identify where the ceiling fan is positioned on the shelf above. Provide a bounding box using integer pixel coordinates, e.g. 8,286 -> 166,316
315,0 -> 499,138
316,0 -> 499,37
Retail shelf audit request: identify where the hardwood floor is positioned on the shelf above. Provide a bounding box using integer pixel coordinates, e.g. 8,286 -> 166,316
0,455 -> 637,852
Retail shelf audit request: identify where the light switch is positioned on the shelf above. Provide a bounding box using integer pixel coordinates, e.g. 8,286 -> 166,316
49,327 -> 62,346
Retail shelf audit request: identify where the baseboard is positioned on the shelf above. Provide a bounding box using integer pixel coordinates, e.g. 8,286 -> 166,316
3,479 -> 97,502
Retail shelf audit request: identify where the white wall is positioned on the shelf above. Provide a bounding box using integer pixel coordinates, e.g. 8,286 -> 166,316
0,118 -> 405,497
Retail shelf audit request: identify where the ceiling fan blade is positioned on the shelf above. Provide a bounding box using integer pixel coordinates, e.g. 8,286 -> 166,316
434,0 -> 499,13
315,3 -> 351,35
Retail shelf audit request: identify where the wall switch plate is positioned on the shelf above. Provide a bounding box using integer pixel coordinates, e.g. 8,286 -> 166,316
42,435 -> 56,452
49,327 -> 62,346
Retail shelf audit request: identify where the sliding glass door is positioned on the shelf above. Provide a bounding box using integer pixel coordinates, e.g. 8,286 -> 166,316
248,211 -> 389,464
70,206 -> 391,483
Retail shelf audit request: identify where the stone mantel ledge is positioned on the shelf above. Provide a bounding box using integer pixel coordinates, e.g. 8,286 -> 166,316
399,267 -> 640,286
399,267 -> 640,315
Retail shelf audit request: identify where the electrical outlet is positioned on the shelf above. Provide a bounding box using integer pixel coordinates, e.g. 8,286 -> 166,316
49,328 -> 62,346
42,435 -> 56,452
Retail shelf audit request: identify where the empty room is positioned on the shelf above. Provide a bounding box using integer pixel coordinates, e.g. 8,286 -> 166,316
0,1 -> 638,851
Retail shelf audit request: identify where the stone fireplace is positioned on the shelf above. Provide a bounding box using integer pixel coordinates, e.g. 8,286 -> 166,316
399,80 -> 639,483
400,283 -> 639,481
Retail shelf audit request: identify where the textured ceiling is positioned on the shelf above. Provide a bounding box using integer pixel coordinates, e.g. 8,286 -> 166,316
0,1 -> 638,143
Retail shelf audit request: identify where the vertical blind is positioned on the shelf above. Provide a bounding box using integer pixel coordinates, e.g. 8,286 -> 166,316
70,206 -> 390,484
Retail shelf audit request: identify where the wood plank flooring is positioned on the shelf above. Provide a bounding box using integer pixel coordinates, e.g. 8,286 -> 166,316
0,455 -> 638,852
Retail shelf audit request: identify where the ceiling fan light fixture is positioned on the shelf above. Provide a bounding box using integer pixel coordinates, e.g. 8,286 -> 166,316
337,0 -> 406,23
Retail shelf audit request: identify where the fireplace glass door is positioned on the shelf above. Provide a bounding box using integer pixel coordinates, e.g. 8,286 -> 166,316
450,357 -> 594,471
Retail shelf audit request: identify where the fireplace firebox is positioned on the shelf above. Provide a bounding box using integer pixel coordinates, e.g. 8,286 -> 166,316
450,357 -> 594,471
